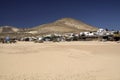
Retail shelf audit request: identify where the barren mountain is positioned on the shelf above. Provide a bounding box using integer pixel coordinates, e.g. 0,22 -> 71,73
28,18 -> 98,34
0,26 -> 20,33
0,18 -> 98,37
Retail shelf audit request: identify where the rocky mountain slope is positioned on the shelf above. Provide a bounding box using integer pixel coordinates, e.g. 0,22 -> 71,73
28,18 -> 98,34
0,18 -> 98,37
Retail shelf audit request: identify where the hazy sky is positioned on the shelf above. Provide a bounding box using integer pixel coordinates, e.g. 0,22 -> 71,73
0,0 -> 120,30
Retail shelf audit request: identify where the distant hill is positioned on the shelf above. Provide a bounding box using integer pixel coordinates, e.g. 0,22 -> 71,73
27,18 -> 98,34
0,26 -> 20,33
0,18 -> 99,37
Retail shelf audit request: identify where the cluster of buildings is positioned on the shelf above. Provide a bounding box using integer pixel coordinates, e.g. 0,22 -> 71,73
20,28 -> 120,43
0,28 -> 120,43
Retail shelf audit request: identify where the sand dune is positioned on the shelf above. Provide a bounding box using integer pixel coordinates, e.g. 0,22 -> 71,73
0,41 -> 120,80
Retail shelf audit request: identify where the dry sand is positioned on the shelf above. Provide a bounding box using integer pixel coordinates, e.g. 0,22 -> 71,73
0,41 -> 120,80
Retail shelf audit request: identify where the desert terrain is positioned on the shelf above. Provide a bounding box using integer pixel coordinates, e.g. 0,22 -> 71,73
0,41 -> 120,80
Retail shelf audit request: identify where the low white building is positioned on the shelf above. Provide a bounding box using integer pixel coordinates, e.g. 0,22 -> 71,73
80,31 -> 95,37
96,28 -> 107,36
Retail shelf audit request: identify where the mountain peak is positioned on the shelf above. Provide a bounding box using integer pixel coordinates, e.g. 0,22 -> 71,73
55,18 -> 80,23
0,18 -> 98,35
31,18 -> 98,34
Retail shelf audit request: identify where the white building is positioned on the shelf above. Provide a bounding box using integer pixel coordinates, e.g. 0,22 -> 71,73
96,28 -> 107,36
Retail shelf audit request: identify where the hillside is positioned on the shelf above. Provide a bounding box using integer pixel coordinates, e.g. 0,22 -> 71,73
0,18 -> 99,37
28,18 -> 98,34
0,26 -> 20,33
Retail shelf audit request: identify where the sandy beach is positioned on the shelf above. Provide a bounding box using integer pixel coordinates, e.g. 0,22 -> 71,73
0,41 -> 120,80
